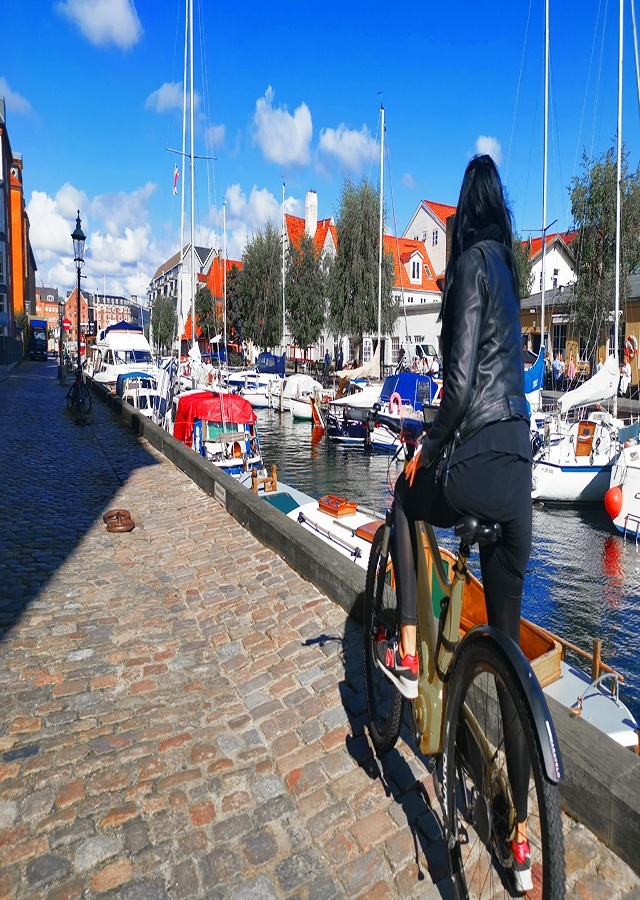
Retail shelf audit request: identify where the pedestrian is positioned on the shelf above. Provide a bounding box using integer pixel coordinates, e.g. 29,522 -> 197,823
323,350 -> 331,378
375,155 -> 534,892
552,353 -> 563,389
620,358 -> 632,397
567,354 -> 576,388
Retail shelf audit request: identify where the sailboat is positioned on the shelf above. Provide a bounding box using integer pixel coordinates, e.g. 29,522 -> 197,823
531,0 -> 635,504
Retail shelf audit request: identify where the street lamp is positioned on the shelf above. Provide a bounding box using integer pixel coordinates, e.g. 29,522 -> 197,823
71,211 -> 86,378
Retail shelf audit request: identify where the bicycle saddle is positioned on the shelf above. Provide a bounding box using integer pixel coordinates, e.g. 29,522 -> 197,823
454,516 -> 502,547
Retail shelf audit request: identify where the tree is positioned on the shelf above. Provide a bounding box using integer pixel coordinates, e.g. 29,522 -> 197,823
286,233 -> 326,354
569,146 -> 640,360
237,222 -> 283,349
327,178 -> 397,347
151,296 -> 177,354
195,285 -> 219,344
513,236 -> 534,299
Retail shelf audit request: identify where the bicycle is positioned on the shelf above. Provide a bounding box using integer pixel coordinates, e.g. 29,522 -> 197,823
66,364 -> 92,416
350,405 -> 565,898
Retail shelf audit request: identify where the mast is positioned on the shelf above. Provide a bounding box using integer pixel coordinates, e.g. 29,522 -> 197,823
377,103 -> 384,359
223,202 -> 228,369
541,0 -> 549,358
189,0 -> 196,356
282,180 -> 286,357
614,0 -> 624,417
176,0 -> 188,358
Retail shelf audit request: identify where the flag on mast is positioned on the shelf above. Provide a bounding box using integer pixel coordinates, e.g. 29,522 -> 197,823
173,164 -> 179,195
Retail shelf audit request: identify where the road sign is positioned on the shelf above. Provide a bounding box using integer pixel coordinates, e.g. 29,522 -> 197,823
62,317 -> 71,332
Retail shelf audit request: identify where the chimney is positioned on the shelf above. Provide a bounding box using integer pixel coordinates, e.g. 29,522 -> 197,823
305,190 -> 318,239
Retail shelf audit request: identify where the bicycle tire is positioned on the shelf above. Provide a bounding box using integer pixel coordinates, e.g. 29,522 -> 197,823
363,524 -> 404,754
443,637 -> 565,899
79,382 -> 92,414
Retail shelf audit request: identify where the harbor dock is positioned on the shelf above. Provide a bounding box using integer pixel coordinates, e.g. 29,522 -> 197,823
1,360 -> 639,898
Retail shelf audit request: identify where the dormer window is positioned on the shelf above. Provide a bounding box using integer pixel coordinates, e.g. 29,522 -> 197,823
411,260 -> 420,281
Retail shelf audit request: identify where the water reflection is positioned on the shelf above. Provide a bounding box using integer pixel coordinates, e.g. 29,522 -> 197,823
256,410 -> 640,722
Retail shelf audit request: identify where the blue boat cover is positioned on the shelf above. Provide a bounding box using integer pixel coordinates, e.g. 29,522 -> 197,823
256,352 -> 286,376
379,372 -> 439,407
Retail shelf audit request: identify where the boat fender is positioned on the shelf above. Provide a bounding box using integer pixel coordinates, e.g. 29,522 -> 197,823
233,441 -> 243,459
604,486 -> 623,519
389,391 -> 403,415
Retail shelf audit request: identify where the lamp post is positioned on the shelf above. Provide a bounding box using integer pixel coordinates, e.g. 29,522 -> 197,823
71,211 -> 86,378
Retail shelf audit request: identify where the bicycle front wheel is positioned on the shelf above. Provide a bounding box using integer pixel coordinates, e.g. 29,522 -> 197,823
363,524 -> 403,755
443,638 -> 564,899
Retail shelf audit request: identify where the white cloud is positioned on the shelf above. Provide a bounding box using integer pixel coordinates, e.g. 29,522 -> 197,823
253,86 -> 312,167
27,182 -> 162,297
145,82 -> 200,115
0,78 -> 32,115
475,135 -> 502,166
318,122 -> 377,172
57,0 -> 142,50
401,173 -> 417,190
206,123 -> 226,149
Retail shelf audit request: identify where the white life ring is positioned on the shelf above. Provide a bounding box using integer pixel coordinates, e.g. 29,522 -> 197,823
625,334 -> 638,359
389,391 -> 403,415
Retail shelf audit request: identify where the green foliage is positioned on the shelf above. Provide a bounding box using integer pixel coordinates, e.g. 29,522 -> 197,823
237,222 -> 283,349
225,264 -> 244,344
195,285 -> 219,342
151,295 -> 177,354
569,146 -> 640,356
327,178 -> 398,341
513,236 -> 534,298
286,233 -> 326,352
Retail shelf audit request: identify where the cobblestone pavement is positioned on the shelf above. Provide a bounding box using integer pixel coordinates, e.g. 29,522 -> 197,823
1,361 -> 639,899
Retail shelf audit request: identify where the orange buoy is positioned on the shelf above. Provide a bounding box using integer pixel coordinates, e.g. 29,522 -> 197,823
604,485 -> 623,519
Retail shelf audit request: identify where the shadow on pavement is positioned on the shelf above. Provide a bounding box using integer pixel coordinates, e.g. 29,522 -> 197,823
0,361 -> 160,640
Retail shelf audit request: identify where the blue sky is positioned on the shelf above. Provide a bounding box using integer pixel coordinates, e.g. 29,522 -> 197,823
2,0 -> 639,299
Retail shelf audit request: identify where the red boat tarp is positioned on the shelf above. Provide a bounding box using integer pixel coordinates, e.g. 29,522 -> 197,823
173,391 -> 256,445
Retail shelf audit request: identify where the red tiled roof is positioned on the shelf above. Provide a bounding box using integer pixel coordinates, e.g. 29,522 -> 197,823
525,231 -> 578,259
206,255 -> 242,299
424,200 -> 457,226
285,214 -> 335,255
384,236 -> 440,293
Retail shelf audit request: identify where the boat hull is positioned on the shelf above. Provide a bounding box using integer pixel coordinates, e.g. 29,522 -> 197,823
532,459 -> 614,502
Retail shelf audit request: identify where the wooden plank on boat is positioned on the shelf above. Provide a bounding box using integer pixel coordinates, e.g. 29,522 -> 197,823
318,495 -> 358,518
355,520 -> 385,543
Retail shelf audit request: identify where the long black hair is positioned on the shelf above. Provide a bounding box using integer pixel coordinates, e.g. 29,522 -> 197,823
442,155 -> 519,319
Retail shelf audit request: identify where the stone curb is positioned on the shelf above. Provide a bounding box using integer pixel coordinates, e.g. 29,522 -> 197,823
91,378 -> 640,879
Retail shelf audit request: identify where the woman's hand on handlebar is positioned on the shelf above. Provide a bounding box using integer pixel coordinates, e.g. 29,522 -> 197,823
405,448 -> 423,487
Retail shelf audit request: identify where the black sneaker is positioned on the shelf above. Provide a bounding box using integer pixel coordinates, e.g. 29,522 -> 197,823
510,838 -> 533,893
374,635 -> 418,699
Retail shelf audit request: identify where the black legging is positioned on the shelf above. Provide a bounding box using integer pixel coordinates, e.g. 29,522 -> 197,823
394,450 -> 532,823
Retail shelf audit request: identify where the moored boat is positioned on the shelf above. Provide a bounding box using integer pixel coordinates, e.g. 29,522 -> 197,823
605,434 -> 640,538
172,390 -> 264,477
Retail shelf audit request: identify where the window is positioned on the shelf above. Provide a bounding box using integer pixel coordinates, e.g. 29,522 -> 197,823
0,249 -> 4,284
422,231 -> 427,241
411,260 -> 420,280
539,272 -> 543,290
432,230 -> 438,247
552,324 -> 566,358
424,264 -> 431,278
392,336 -> 400,361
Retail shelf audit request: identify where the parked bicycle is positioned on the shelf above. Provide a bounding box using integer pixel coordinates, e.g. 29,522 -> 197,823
348,405 -> 565,898
66,363 -> 92,416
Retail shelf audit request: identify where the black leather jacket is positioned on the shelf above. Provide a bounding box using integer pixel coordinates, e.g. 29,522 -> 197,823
422,239 -> 529,462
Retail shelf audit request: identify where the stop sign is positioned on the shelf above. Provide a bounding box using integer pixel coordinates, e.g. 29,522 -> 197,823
62,317 -> 71,332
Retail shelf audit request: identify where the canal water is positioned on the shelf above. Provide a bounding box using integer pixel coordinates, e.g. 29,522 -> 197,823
255,408 -> 640,726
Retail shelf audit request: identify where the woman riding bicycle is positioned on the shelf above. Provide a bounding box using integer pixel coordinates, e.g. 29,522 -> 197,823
375,154 -> 534,890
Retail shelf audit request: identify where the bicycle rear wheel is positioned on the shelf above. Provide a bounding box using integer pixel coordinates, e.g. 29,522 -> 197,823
443,638 -> 564,898
79,382 -> 92,414
363,524 -> 403,754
